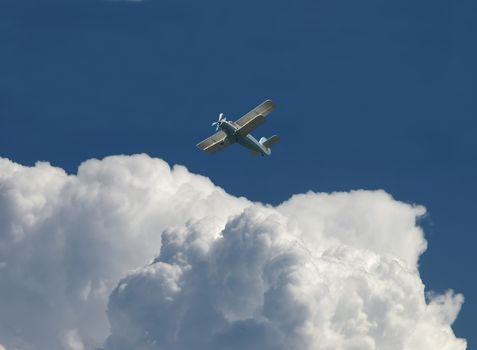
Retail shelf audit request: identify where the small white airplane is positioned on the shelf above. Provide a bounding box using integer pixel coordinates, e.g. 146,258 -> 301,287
197,100 -> 280,156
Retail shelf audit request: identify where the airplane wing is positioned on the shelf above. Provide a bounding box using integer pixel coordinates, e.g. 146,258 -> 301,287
234,100 -> 275,136
196,131 -> 233,154
235,115 -> 266,138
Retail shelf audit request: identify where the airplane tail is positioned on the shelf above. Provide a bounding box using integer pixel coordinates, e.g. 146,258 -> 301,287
260,135 -> 280,148
253,135 -> 280,156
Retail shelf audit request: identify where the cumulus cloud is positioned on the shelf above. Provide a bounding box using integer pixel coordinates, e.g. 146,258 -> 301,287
62,329 -> 86,350
0,154 -> 466,350
0,155 -> 247,350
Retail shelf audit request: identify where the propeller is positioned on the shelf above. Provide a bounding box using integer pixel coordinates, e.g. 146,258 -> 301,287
211,113 -> 226,131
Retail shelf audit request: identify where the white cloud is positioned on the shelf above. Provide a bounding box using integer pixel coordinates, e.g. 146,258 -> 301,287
0,155 -> 248,350
62,329 -> 85,350
0,155 -> 466,350
106,204 -> 465,350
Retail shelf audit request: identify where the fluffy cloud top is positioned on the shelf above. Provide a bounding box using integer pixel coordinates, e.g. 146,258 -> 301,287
0,155 -> 466,350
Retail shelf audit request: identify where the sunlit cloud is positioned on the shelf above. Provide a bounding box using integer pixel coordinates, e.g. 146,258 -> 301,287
0,155 -> 467,350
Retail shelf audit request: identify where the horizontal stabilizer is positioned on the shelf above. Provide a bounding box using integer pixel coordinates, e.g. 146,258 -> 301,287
262,135 -> 280,148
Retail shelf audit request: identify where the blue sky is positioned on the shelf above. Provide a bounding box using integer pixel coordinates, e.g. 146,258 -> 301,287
1,0 -> 475,346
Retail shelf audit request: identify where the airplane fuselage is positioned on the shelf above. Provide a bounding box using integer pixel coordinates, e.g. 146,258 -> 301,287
220,120 -> 271,156
196,100 -> 278,155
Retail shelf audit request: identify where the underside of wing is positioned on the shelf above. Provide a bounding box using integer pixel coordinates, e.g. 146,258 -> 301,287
235,114 -> 266,138
234,100 -> 275,128
196,131 -> 233,154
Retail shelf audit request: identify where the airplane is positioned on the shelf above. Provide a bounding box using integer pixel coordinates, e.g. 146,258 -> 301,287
196,100 -> 280,156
